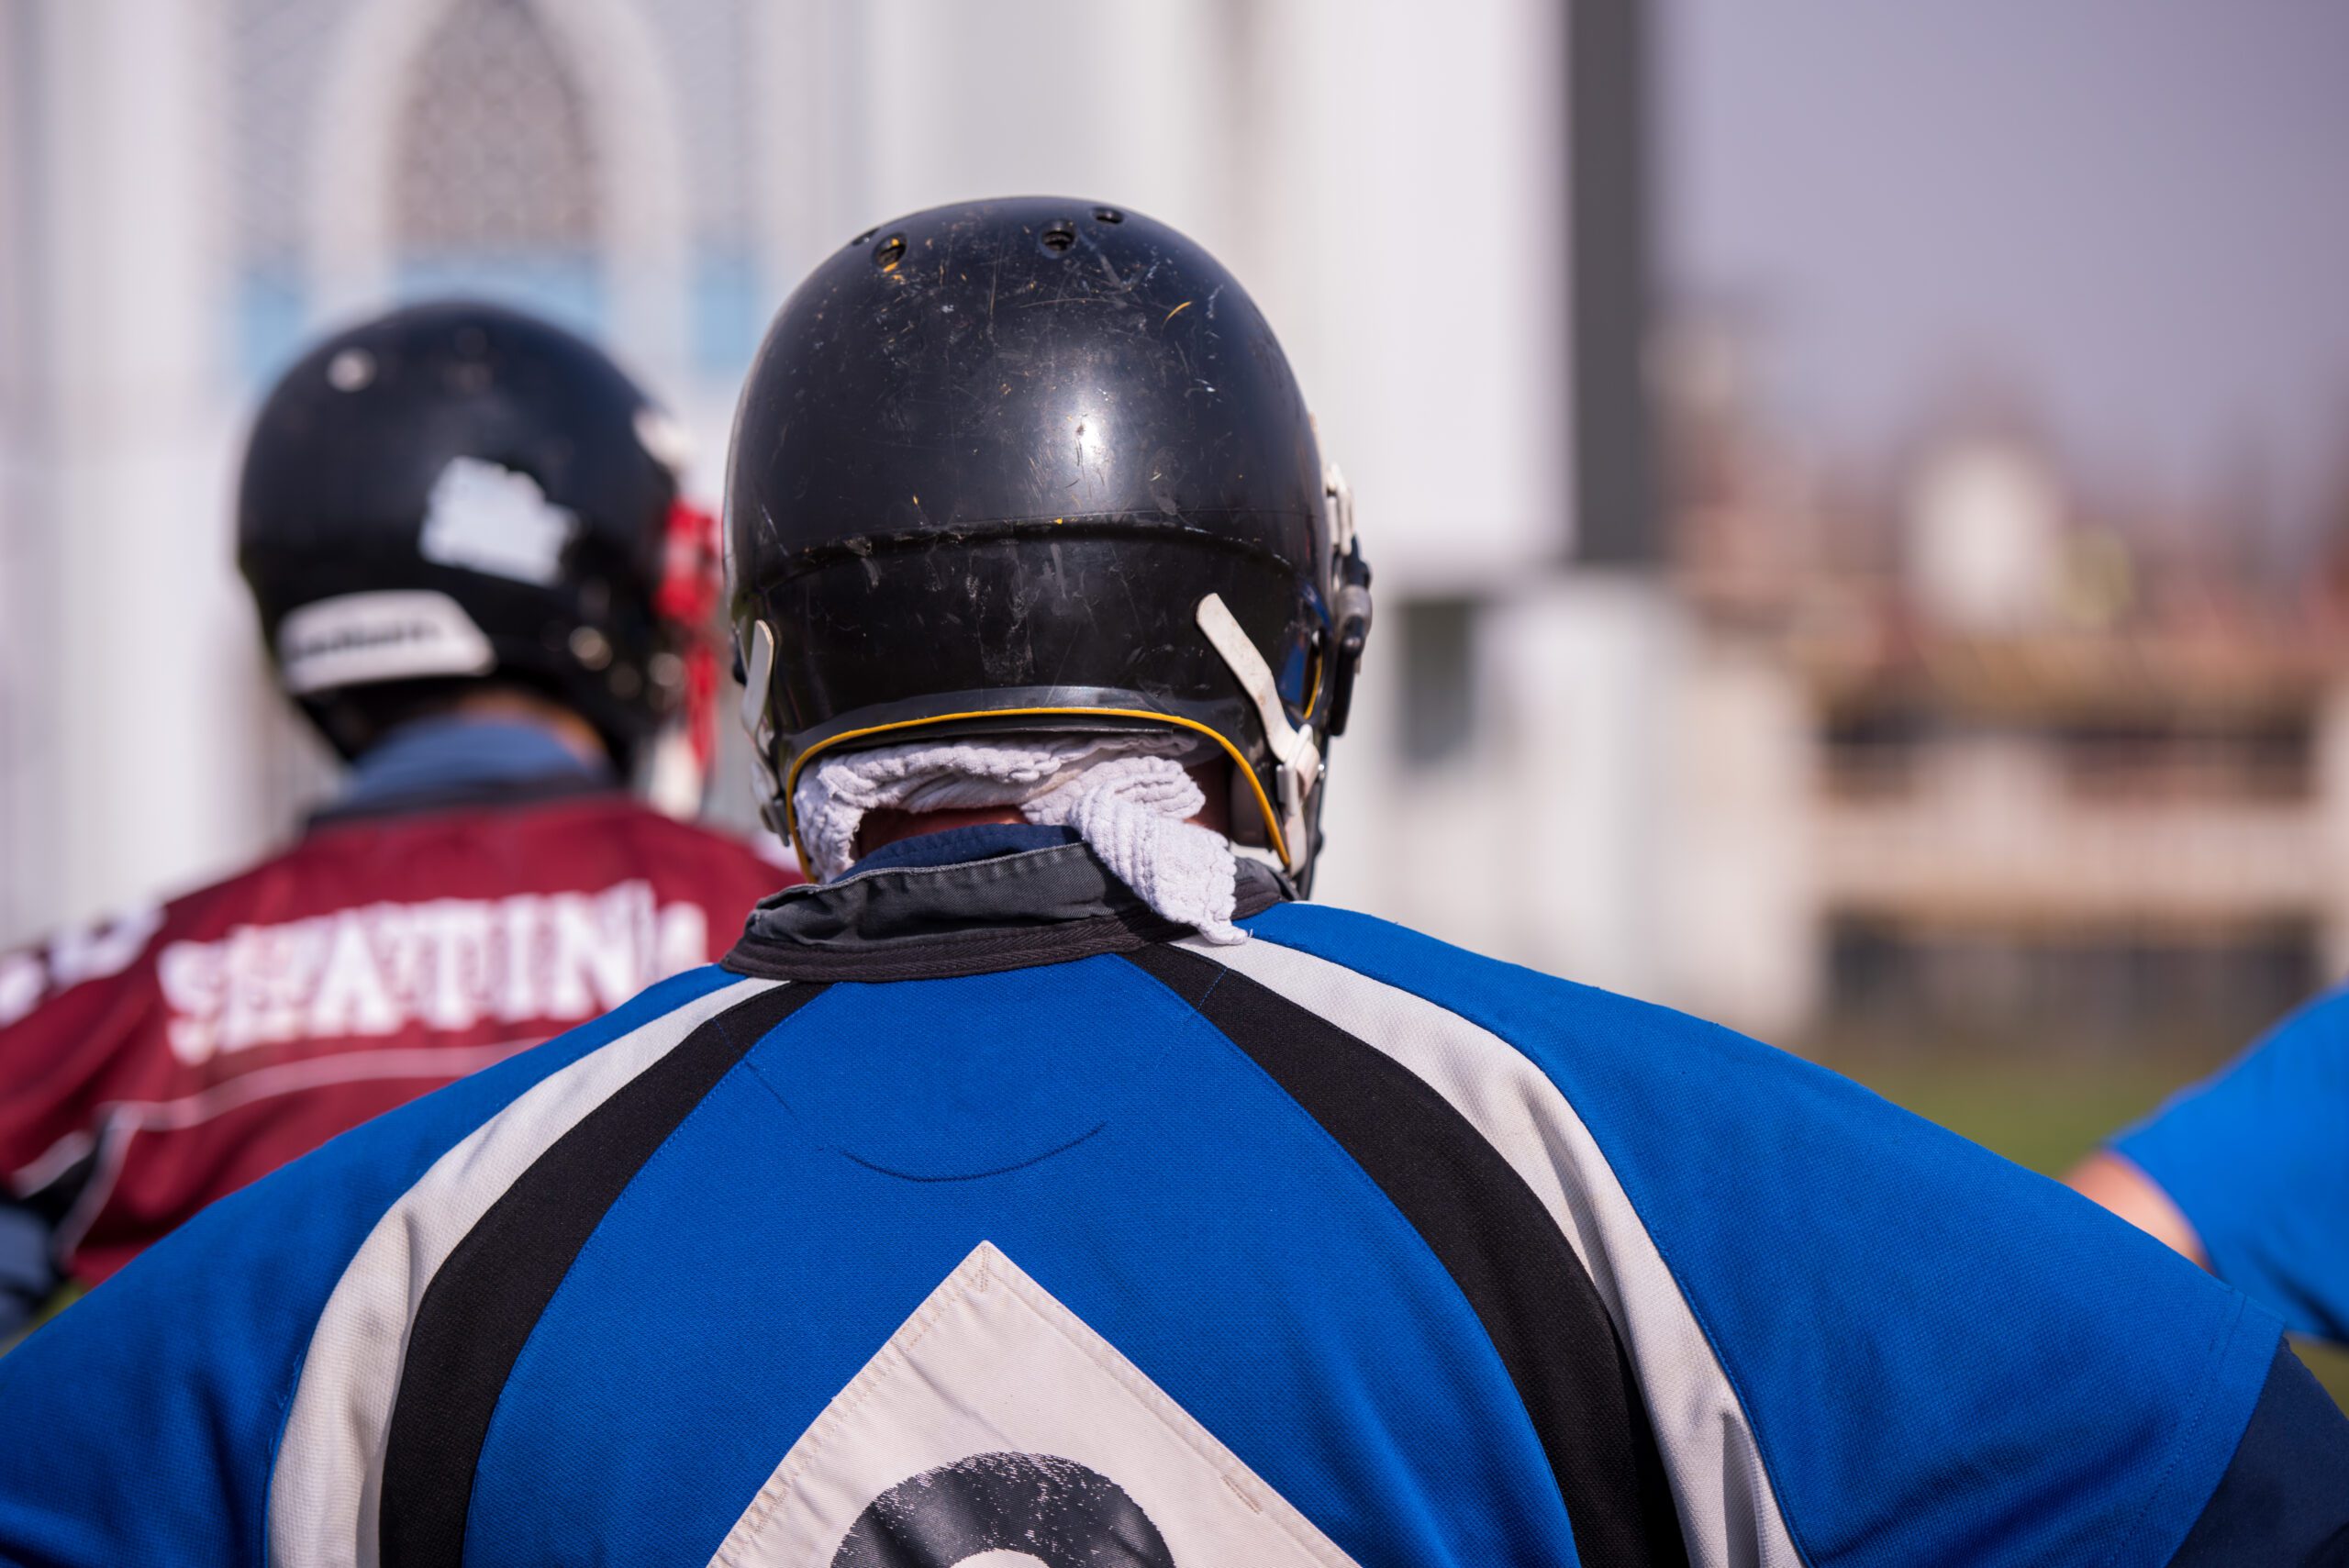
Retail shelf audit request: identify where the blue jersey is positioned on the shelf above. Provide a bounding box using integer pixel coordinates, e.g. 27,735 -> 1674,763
0,833 -> 2340,1566
2116,986 -> 2349,1342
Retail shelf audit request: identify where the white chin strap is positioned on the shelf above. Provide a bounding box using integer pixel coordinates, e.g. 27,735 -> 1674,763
739,621 -> 792,838
1195,593 -> 1319,868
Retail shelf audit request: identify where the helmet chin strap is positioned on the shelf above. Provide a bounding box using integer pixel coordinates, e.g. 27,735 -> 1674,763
742,600 -> 1328,873
739,620 -> 793,840
1195,593 -> 1319,870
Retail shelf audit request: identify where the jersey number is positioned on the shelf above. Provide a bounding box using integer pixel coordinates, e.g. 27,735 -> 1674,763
833,1451 -> 1175,1567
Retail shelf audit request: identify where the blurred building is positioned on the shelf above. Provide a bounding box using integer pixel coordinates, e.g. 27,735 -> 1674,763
1659,319 -> 2349,1044
0,0 -> 1582,950
7,0 -> 2344,1055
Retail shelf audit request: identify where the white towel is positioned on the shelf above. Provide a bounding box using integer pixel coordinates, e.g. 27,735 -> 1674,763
795,735 -> 1247,944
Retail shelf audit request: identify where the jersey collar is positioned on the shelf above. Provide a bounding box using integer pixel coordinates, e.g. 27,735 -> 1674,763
725,839 -> 1289,984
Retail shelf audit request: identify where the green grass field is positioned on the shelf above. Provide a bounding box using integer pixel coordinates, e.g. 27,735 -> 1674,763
1819,1045 -> 2349,1408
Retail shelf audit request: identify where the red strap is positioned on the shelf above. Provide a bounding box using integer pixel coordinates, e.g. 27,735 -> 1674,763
656,501 -> 724,768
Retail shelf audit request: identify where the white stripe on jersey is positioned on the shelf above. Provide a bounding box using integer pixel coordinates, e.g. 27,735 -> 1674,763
50,1040 -> 540,1265
267,976 -> 782,1568
1180,934 -> 1801,1568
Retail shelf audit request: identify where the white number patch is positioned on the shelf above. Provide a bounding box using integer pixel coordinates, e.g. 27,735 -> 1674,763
708,1242 -> 1360,1568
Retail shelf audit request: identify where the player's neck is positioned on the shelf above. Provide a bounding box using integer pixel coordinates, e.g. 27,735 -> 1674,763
438,690 -> 607,767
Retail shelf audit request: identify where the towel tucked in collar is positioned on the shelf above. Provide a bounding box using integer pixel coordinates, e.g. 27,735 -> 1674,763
793,735 -> 1246,944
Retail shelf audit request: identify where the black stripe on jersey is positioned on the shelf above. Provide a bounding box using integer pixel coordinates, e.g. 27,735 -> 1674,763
1123,944 -> 1687,1568
378,980 -> 827,1568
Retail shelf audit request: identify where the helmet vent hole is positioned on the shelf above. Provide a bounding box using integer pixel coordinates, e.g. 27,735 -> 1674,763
1041,221 -> 1077,254
325,349 -> 376,392
873,233 -> 907,270
1092,206 -> 1123,224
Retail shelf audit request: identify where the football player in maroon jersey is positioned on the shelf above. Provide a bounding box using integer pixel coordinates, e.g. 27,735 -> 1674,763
0,302 -> 796,1332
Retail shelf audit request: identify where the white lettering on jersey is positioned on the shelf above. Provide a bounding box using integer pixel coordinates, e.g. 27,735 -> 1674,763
0,951 -> 43,1029
157,882 -> 712,1065
0,904 -> 165,1028
707,1241 -> 1361,1568
50,905 -> 165,988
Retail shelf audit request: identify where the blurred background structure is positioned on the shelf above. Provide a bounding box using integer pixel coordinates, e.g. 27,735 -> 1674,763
6,0 -> 2349,1111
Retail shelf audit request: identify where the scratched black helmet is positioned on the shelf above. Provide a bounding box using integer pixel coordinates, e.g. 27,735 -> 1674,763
238,301 -> 725,773
728,196 -> 1373,890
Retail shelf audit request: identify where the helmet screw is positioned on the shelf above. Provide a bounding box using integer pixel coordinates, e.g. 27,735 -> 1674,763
569,626 -> 613,670
325,349 -> 375,392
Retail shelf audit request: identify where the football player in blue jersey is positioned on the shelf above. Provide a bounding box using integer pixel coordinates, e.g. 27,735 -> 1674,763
2069,994 -> 2349,1346
1,198 -> 2343,1568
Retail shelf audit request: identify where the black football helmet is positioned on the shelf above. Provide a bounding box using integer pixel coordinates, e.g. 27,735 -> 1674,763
727,198 -> 1372,890
238,301 -> 722,772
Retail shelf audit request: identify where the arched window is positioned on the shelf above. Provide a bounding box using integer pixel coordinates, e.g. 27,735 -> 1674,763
391,0 -> 603,327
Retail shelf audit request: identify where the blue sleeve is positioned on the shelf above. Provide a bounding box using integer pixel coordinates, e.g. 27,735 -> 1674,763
2114,989 -> 2349,1342
0,967 -> 735,1566
1255,904 -> 2288,1568
2165,1341 -> 2349,1566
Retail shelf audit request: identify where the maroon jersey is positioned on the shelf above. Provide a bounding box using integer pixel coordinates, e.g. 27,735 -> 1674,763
0,792 -> 794,1285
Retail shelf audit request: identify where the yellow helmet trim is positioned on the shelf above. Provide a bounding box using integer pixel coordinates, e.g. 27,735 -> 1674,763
778,706 -> 1293,883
